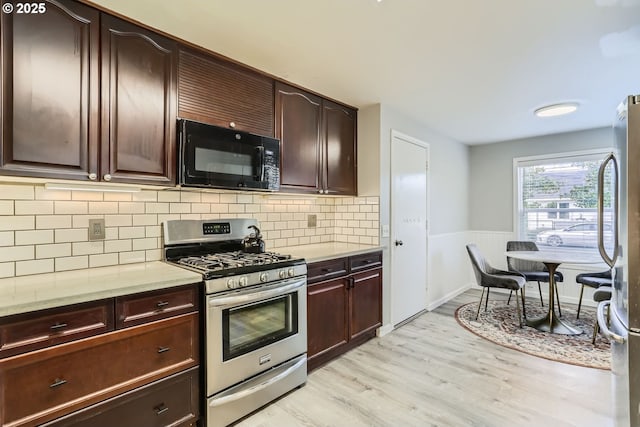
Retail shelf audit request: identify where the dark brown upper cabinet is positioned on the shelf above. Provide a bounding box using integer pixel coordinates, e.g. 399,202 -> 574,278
0,0 -> 100,181
276,82 -> 357,196
101,15 -> 177,185
178,49 -> 274,137
0,0 -> 177,186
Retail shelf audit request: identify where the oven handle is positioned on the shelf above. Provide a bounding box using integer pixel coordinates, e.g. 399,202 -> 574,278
208,355 -> 306,407
208,278 -> 305,307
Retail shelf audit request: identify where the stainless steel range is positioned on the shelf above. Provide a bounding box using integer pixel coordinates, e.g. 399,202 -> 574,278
162,219 -> 307,427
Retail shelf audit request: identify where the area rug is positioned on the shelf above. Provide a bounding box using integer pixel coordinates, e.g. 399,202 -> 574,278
455,300 -> 610,370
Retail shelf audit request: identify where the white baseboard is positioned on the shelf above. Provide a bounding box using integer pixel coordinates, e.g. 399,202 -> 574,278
377,323 -> 394,337
427,283 -> 471,311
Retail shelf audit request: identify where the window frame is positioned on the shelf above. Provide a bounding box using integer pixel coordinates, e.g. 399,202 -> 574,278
512,148 -> 611,246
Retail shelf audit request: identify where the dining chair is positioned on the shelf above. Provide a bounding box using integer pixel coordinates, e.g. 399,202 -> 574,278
576,270 -> 612,319
592,286 -> 612,345
466,244 -> 527,327
506,241 -> 564,313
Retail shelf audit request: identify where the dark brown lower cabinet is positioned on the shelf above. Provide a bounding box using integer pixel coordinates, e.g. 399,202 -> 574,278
307,251 -> 382,372
41,367 -> 199,427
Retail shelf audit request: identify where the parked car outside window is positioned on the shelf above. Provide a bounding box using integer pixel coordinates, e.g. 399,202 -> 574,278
536,223 -> 612,248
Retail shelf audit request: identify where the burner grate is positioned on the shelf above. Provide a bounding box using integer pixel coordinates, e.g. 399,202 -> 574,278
176,251 -> 292,273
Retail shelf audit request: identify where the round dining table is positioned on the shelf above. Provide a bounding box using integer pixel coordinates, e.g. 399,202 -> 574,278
505,250 -> 606,335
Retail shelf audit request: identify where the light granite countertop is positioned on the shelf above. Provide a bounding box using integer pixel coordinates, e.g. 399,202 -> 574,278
0,261 -> 202,317
279,242 -> 384,263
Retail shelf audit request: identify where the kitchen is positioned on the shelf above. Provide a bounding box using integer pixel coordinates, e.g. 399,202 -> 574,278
0,0 -> 638,426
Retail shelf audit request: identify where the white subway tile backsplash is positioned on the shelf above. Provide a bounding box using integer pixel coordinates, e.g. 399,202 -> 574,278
104,215 -> 132,227
0,184 -> 377,277
89,202 -> 119,214
55,256 -> 89,271
119,227 -> 146,239
0,201 -> 13,215
0,184 -> 34,200
0,232 -> 13,247
132,214 -> 157,226
36,243 -> 71,259
73,241 -> 104,256
132,238 -> 156,251
55,201 -> 88,215
55,228 -> 87,243
0,245 -> 34,262
15,230 -> 54,245
89,253 -> 119,268
0,262 -> 15,278
0,216 -> 35,231
119,251 -> 146,264
16,259 -> 54,276
37,215 -> 72,229
104,239 -> 132,253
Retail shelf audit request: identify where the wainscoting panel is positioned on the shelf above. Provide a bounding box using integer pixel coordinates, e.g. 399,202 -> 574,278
427,231 -> 472,310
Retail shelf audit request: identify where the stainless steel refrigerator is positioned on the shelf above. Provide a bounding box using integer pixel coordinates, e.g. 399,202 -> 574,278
597,94 -> 640,427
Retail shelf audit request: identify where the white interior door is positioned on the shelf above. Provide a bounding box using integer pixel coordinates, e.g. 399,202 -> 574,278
391,130 -> 428,326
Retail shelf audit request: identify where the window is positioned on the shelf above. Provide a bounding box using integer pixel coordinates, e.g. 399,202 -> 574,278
515,150 -> 615,255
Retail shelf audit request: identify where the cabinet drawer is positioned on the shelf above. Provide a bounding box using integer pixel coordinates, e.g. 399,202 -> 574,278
41,367 -> 199,427
0,313 -> 199,427
306,258 -> 348,284
0,300 -> 114,359
116,284 -> 199,328
349,252 -> 382,273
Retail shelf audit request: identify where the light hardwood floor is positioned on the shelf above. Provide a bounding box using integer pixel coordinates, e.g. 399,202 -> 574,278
237,290 -> 613,427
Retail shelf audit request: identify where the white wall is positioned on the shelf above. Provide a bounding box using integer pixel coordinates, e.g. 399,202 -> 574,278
469,127 -> 613,231
358,104 -> 470,329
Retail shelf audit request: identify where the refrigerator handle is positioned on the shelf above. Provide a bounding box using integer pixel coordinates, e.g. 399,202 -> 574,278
597,153 -> 619,268
596,301 -> 625,344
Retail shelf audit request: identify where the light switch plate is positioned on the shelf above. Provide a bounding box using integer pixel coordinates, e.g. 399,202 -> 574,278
88,218 -> 106,241
307,214 -> 317,228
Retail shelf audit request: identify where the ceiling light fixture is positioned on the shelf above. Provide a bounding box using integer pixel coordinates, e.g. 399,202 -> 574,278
534,102 -> 579,118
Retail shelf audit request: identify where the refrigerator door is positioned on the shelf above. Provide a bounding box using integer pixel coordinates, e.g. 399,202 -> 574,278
611,95 -> 640,332
609,304 -> 640,427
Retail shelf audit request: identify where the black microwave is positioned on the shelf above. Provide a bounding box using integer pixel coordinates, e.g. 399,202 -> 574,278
178,119 -> 280,191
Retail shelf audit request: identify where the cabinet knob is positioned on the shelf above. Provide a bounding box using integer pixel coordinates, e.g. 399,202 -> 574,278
103,174 -> 112,182
88,173 -> 97,181
229,121 -> 236,128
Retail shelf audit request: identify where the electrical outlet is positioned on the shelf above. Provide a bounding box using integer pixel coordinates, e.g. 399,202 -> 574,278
307,214 -> 317,228
382,224 -> 390,237
88,218 -> 105,241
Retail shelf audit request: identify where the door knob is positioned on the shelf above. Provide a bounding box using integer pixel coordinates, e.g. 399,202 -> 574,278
395,240 -> 403,246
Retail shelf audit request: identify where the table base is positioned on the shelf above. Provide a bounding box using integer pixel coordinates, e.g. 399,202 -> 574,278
526,314 -> 583,335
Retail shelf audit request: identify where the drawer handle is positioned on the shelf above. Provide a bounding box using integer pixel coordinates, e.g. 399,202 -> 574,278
50,322 -> 68,331
321,268 -> 333,273
156,301 -> 170,309
155,404 -> 169,415
50,378 -> 67,389
157,346 -> 171,354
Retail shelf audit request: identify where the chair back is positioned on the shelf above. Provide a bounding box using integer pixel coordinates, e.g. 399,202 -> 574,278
466,244 -> 487,286
506,241 -> 546,272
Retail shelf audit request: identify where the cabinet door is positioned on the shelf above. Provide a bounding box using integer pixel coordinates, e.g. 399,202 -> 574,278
349,268 -> 382,341
0,0 -> 99,181
178,49 -> 274,136
307,278 -> 349,361
41,367 -> 199,427
275,82 -> 322,193
101,15 -> 176,185
322,100 -> 357,195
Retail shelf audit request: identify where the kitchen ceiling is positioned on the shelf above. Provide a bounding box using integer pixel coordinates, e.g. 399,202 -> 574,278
89,0 -> 640,145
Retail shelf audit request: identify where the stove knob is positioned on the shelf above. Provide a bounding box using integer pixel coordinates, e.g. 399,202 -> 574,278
279,270 -> 286,279
288,268 -> 295,277
226,278 -> 236,289
239,276 -> 248,287
260,272 -> 269,283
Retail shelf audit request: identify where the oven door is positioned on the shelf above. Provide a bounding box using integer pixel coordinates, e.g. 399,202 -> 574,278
206,277 -> 307,396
